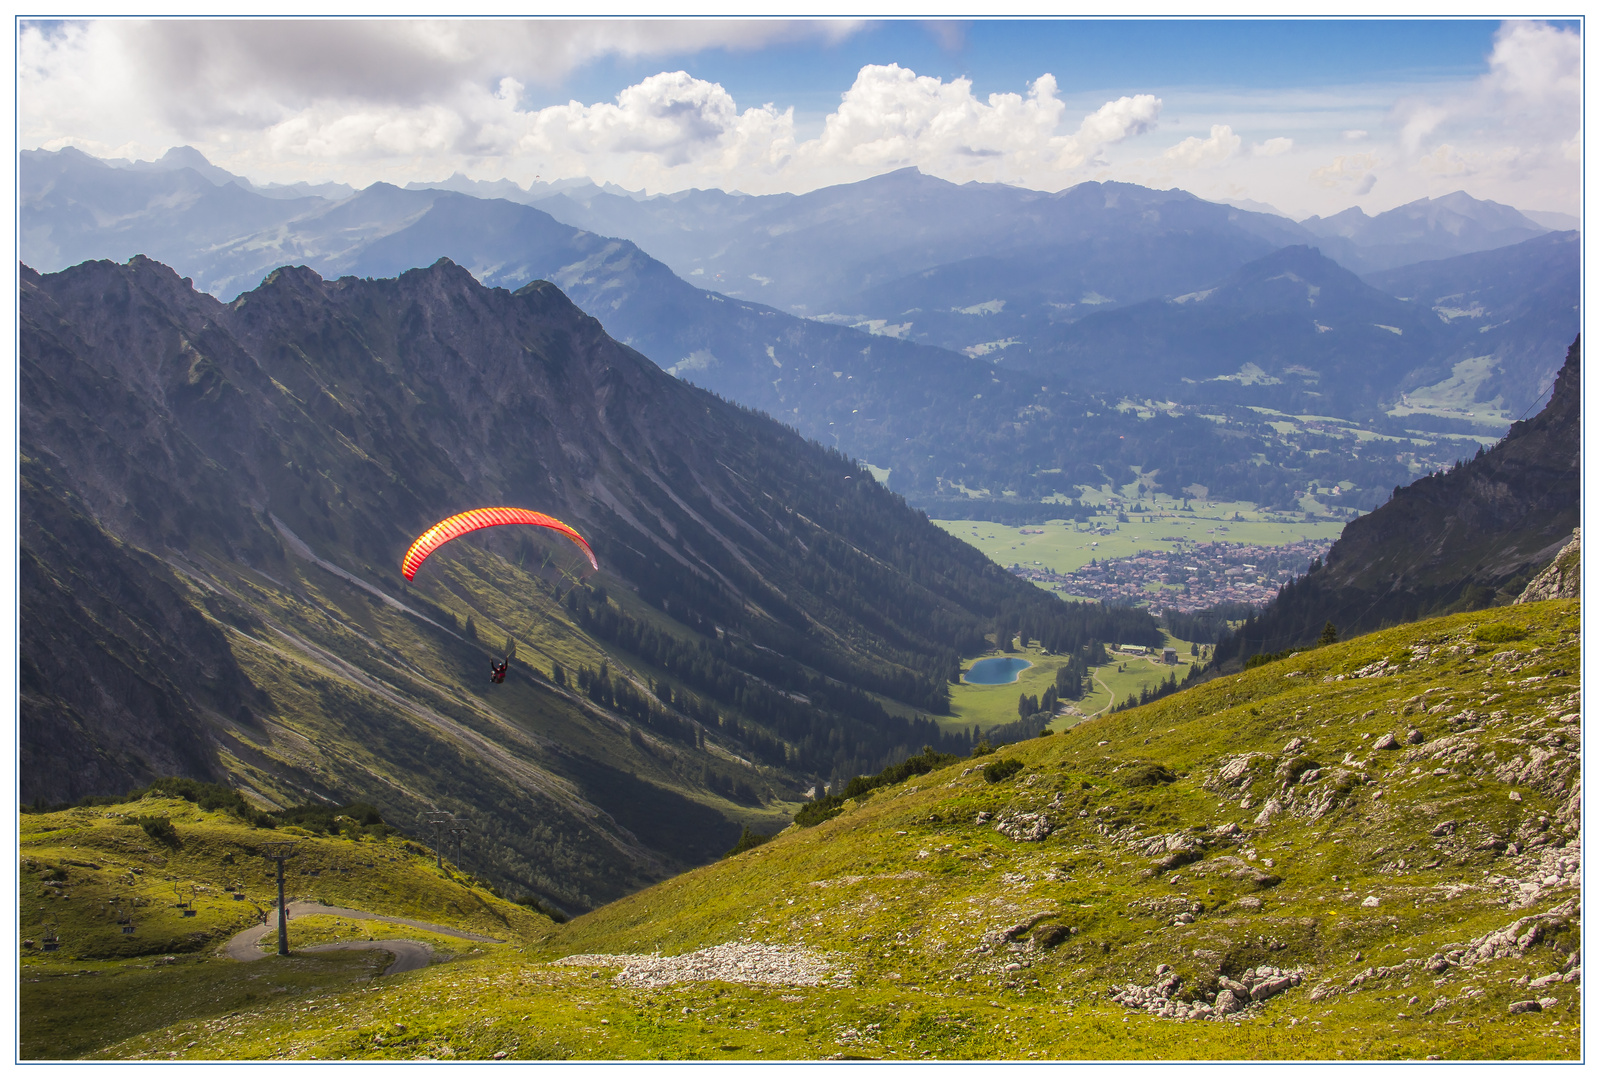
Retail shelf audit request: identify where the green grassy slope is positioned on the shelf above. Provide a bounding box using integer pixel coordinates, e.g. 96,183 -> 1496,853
20,795 -> 553,1060
29,601 -> 1577,1060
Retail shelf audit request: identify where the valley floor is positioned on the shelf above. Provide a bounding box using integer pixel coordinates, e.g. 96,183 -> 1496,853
21,603 -> 1581,1061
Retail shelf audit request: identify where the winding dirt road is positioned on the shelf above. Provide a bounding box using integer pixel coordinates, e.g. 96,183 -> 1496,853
222,902 -> 500,976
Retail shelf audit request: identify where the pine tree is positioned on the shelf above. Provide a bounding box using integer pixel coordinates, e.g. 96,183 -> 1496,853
1318,621 -> 1339,647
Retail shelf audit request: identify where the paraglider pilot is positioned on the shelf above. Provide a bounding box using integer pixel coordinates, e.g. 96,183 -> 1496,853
491,659 -> 509,684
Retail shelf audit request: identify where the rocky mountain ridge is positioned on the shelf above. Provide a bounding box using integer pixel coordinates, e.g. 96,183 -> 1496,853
22,255 -> 1124,908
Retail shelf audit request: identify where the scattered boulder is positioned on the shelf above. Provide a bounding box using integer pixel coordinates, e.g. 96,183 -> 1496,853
1142,832 -> 1205,871
1406,729 -> 1425,745
1423,901 -> 1575,973
1123,762 -> 1178,787
1212,753 -> 1270,791
1112,964 -> 1302,1021
1373,733 -> 1400,750
1188,856 -> 1281,890
1508,1000 -> 1542,1014
994,812 -> 1053,842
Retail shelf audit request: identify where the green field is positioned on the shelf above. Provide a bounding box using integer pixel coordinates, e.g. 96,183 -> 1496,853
1082,633 -> 1202,716
944,632 -> 1203,735
935,493 -> 1345,579
944,646 -> 1075,734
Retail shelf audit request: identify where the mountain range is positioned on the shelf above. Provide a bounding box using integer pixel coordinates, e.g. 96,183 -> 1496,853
21,147 -> 1576,515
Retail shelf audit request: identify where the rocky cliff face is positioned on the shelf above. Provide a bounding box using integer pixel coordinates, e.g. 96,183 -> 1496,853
1218,337 -> 1580,661
20,255 -> 1116,908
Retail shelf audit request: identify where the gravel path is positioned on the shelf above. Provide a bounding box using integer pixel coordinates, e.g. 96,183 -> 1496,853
555,942 -> 847,989
222,902 -> 499,975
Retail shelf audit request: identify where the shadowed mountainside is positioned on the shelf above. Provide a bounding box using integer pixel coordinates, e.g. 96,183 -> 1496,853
21,255 -> 1146,909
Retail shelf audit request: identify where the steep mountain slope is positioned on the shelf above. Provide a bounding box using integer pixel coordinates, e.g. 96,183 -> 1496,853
30,603 -> 1580,1060
22,255 -> 1142,909
1215,338 -> 1580,663
1364,231 -> 1580,417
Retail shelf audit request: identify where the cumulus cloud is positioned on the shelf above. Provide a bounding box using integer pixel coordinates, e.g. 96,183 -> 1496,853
1342,129 -> 1368,141
1252,137 -> 1293,157
17,21 -> 1166,194
1310,152 -> 1379,194
1391,20 -> 1578,172
17,19 -> 855,168
1162,124 -> 1240,168
1061,93 -> 1162,167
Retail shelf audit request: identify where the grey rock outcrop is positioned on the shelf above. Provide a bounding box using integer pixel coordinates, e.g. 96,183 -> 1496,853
1516,529 -> 1580,602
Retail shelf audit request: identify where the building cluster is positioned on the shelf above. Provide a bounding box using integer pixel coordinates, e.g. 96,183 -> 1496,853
1012,538 -> 1333,613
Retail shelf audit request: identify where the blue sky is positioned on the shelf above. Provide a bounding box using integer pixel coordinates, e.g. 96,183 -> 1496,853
18,18 -> 1582,217
547,20 -> 1514,118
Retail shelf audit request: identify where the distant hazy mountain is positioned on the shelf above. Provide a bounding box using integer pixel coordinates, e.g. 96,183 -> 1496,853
1013,245 -> 1450,417
1298,191 -> 1550,274
527,169 -> 1564,372
528,169 -> 1311,352
1522,209 -> 1581,231
1364,231 -> 1580,417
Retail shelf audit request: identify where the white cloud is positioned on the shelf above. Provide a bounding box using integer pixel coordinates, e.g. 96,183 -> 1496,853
1391,20 -> 1578,170
1162,124 -> 1240,168
1482,19 -> 1580,108
1310,152 -> 1379,192
13,17 -> 1577,216
16,18 -> 857,172
1061,93 -> 1162,168
18,21 -> 1167,195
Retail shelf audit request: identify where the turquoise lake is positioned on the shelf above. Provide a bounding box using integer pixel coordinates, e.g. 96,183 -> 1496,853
963,657 -> 1033,685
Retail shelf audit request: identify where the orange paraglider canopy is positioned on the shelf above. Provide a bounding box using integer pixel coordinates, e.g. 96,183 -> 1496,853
402,508 -> 597,581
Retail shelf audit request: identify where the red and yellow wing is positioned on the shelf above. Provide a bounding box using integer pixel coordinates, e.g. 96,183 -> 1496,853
401,508 -> 597,581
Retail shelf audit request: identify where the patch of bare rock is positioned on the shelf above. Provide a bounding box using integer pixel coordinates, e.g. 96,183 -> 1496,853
1112,963 -> 1304,1020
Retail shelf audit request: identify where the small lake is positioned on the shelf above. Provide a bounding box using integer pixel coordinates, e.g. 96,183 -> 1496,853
963,657 -> 1034,685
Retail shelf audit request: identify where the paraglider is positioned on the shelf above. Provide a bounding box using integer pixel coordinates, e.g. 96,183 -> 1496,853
402,508 -> 597,581
403,509 -> 596,687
